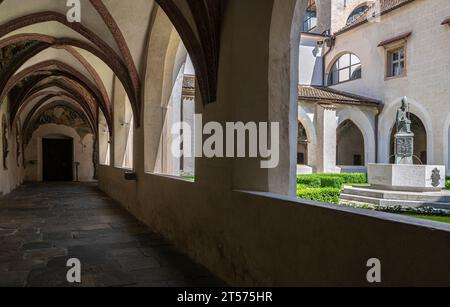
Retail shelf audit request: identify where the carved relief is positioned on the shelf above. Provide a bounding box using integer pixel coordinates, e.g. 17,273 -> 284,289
395,137 -> 413,158
431,168 -> 442,188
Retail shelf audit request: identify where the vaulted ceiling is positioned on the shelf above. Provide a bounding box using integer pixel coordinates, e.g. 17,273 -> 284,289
0,0 -> 223,136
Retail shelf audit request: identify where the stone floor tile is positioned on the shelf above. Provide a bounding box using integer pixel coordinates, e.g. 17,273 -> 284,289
0,183 -> 224,287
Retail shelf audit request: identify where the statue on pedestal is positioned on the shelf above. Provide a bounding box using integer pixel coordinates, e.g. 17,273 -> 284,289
395,97 -> 414,165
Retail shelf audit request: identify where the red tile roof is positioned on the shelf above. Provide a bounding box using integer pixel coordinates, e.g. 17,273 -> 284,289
299,86 -> 381,107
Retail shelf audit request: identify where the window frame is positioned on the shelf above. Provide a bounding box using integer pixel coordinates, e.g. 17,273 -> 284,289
385,43 -> 407,79
328,53 -> 362,86
346,4 -> 370,26
303,0 -> 317,32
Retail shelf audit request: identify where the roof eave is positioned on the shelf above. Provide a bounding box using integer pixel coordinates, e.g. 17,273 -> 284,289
335,0 -> 416,36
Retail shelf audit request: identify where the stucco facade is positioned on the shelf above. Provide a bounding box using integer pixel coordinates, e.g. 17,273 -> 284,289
298,0 -> 450,175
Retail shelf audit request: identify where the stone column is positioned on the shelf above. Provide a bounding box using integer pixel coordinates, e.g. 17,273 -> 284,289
316,104 -> 339,174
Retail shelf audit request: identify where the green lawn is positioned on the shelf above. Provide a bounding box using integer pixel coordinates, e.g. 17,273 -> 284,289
297,173 -> 450,224
404,214 -> 450,224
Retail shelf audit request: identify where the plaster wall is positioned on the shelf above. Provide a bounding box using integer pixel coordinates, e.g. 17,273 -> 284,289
330,0 -> 370,33
0,99 -> 24,195
99,163 -> 450,286
314,0 -> 332,34
24,124 -> 94,182
299,36 -> 324,86
113,77 -> 133,169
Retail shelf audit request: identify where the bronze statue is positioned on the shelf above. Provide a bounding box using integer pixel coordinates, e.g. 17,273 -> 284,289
396,97 -> 412,134
394,97 -> 414,165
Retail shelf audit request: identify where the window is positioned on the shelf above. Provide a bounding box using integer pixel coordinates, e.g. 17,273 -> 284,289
328,53 -> 361,85
346,5 -> 369,25
387,47 -> 405,77
303,0 -> 317,32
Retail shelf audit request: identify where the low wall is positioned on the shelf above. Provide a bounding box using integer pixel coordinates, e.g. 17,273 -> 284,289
98,165 -> 450,286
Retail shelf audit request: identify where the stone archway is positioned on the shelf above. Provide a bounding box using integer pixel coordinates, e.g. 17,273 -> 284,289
337,108 -> 376,166
379,97 -> 433,164
337,120 -> 365,166
297,121 -> 309,165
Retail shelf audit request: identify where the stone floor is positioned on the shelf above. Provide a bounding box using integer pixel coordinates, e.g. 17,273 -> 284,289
0,182 -> 225,287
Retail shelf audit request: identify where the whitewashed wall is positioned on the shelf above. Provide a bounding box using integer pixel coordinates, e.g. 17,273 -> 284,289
0,99 -> 24,195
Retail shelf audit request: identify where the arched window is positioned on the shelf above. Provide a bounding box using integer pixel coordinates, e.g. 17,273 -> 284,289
303,0 -> 317,32
328,53 -> 361,85
346,5 -> 369,25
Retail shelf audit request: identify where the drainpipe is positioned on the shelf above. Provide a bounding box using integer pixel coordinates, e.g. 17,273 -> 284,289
375,113 -> 379,163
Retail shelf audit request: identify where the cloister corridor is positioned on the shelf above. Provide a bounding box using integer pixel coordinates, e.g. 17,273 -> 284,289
0,183 -> 224,287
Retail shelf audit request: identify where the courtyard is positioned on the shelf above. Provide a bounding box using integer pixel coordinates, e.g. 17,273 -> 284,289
297,173 -> 450,224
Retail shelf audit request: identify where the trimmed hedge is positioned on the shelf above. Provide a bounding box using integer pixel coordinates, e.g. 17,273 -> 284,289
331,173 -> 368,184
297,176 -> 321,188
319,176 -> 345,188
297,188 -> 341,204
297,173 -> 368,188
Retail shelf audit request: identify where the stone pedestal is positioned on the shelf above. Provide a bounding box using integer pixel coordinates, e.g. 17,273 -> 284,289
368,164 -> 446,192
395,132 -> 414,164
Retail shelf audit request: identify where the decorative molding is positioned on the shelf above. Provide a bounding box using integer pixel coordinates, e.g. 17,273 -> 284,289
378,32 -> 412,47
88,0 -> 141,115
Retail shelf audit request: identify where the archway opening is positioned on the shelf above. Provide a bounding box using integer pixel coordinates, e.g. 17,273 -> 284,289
389,113 -> 427,164
143,7 -> 197,180
337,120 -> 365,166
98,110 -> 110,166
113,77 -> 134,170
297,121 -> 309,165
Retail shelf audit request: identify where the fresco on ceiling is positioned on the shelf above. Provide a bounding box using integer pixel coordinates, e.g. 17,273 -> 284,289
0,41 -> 36,74
26,106 -> 92,145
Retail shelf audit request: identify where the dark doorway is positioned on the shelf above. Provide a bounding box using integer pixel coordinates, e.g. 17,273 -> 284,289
42,138 -> 73,181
